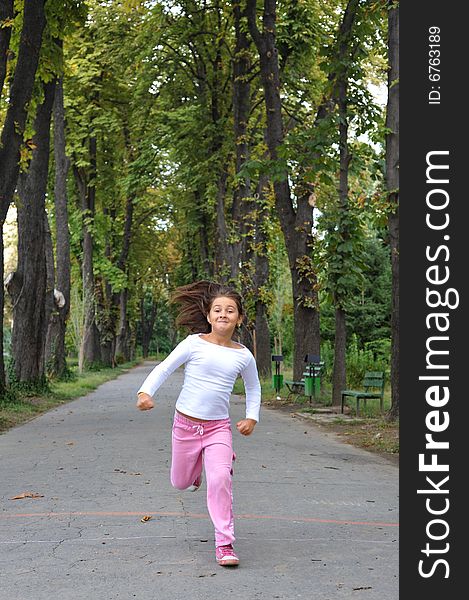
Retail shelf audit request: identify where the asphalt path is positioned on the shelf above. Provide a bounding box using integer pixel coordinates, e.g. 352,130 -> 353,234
0,361 -> 399,600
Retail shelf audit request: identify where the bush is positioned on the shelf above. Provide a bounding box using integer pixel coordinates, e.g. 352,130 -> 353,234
320,335 -> 390,388
345,335 -> 390,386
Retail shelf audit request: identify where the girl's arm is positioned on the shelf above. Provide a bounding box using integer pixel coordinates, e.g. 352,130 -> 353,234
136,336 -> 192,400
239,355 -> 261,424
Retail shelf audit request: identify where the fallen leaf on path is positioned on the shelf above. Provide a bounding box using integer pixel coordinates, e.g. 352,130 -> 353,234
141,515 -> 152,522
10,492 -> 44,500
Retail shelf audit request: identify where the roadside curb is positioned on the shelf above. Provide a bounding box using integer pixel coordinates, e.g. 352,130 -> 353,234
291,409 -> 362,424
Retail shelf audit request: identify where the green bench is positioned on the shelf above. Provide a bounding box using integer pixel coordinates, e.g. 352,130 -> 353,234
285,355 -> 324,401
284,375 -> 314,400
341,371 -> 385,416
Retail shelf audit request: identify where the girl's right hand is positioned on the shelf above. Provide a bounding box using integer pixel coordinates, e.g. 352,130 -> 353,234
136,392 -> 154,411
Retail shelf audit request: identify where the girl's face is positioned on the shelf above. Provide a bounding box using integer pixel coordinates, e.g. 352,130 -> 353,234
207,296 -> 242,335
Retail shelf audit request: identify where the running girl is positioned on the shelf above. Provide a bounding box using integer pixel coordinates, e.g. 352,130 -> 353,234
136,280 -> 261,567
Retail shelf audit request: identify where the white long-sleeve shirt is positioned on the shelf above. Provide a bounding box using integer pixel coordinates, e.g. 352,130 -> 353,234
137,333 -> 261,422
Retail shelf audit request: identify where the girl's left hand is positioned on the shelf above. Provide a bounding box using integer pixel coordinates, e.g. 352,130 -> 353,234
236,418 -> 257,436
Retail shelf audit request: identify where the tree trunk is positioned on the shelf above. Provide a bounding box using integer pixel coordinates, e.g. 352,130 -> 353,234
95,276 -> 115,367
75,138 -> 101,371
237,184 -> 255,354
115,288 -> 132,362
0,0 -> 14,95
45,76 -> 71,379
230,0 -> 252,280
95,207 -> 117,368
246,0 -> 320,381
140,295 -> 157,359
0,0 -> 46,384
0,0 -> 46,222
196,191 -> 213,278
254,296 -> 271,378
332,307 -> 347,407
214,169 -> 231,278
253,176 -> 272,378
9,79 -> 56,385
385,1 -> 399,420
208,5 -> 254,282
247,0 -> 362,382
233,1 -> 266,354
331,24 -> 353,407
291,266 -> 320,378
112,125 -> 135,364
44,215 -> 60,376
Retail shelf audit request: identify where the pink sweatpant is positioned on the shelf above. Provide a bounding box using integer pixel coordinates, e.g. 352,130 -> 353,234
170,412 -> 235,547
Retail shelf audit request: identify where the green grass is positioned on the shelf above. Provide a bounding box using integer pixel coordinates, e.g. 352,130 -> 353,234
50,362 -> 139,400
0,358 -> 142,434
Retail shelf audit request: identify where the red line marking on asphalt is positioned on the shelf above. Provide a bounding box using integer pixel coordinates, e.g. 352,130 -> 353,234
0,510 -> 398,528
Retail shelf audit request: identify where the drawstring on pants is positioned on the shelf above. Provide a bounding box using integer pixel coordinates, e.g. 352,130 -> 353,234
192,424 -> 204,436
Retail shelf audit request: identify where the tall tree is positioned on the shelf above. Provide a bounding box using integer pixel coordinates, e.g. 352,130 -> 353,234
113,198 -> 134,362
385,0 -> 399,419
231,0 -> 271,369
232,0 -> 252,281
246,0 -> 377,383
252,176 -> 272,377
45,76 -> 72,378
74,134 -> 102,371
0,0 -> 47,388
7,79 -> 56,385
331,62 -> 351,406
246,0 -> 317,379
329,0 -> 364,406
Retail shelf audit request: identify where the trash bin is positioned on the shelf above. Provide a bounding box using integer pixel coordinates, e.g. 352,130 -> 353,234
272,355 -> 284,395
272,374 -> 284,391
304,376 -> 320,397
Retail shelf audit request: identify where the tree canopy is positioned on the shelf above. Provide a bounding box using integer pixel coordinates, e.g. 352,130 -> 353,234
1,0 -> 398,417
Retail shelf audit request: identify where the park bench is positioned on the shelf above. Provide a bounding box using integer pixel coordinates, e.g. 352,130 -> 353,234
285,354 -> 324,401
341,371 -> 385,416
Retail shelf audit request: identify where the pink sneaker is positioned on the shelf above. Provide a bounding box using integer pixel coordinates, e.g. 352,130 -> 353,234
215,544 -> 239,566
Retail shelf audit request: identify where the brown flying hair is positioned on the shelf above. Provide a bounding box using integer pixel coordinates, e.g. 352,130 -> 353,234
171,280 -> 244,334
